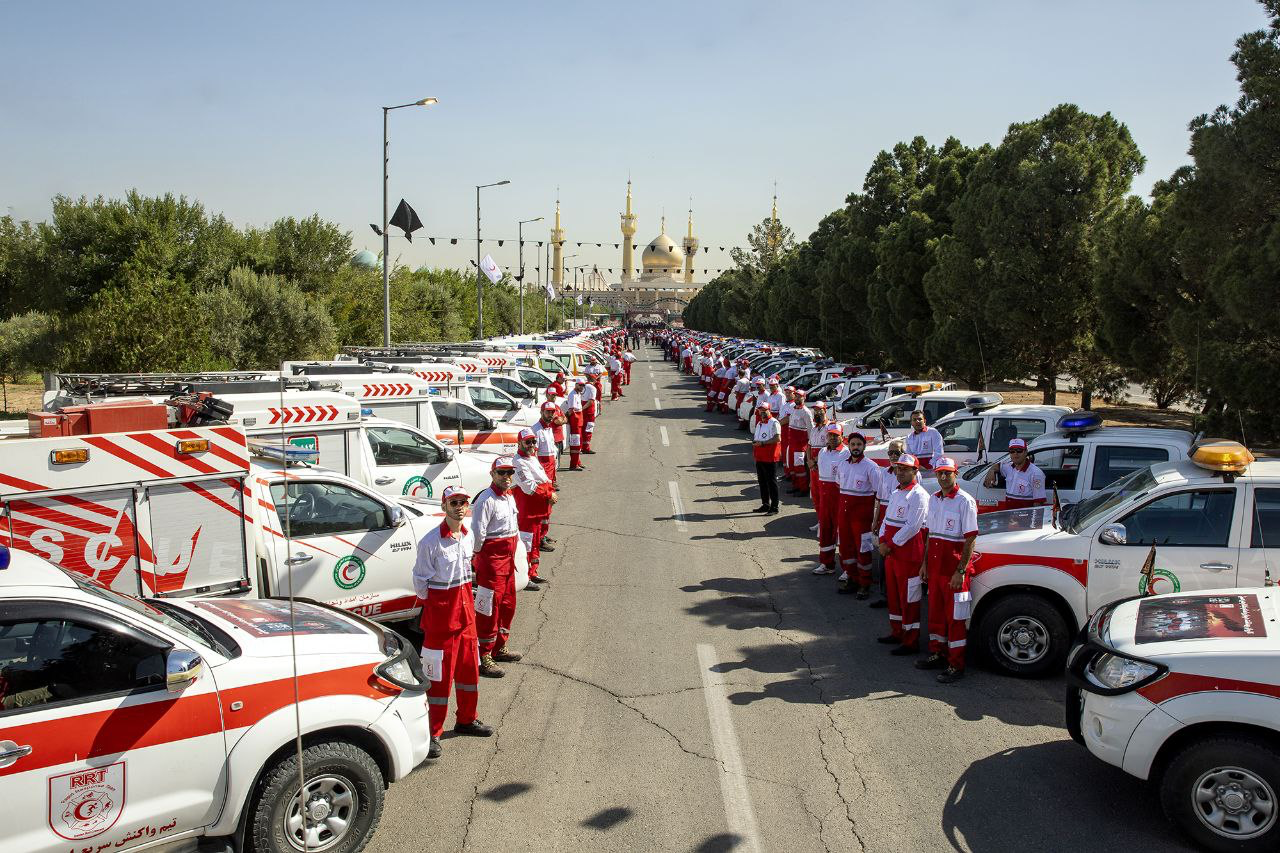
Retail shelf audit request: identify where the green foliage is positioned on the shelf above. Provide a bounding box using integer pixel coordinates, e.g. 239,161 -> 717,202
0,310 -> 59,381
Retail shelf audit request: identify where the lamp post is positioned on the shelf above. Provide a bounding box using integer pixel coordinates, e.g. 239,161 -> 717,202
558,253 -> 577,333
517,216 -> 543,335
475,179 -> 510,340
381,96 -> 436,347
573,264 -> 589,328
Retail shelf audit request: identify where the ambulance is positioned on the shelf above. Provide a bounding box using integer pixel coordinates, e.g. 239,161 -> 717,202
0,544 -> 431,853
1067,587 -> 1279,852
967,440 -> 1274,678
0,414 -> 526,622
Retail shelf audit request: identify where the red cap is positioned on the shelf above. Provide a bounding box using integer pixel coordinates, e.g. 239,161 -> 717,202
933,456 -> 958,472
518,427 -> 536,441
492,455 -> 517,473
895,453 -> 920,469
441,485 -> 470,503
825,423 -> 843,435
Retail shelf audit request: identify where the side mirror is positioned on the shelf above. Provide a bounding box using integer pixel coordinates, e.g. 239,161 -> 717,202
486,418 -> 498,431
1098,523 -> 1127,546
443,447 -> 455,460
388,505 -> 408,528
166,650 -> 203,693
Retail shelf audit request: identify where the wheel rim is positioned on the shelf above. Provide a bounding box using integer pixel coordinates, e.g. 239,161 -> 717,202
285,773 -> 359,852
995,615 -> 1050,665
1192,765 -> 1277,840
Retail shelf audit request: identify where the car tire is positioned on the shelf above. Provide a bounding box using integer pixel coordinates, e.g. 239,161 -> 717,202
1159,736 -> 1280,853
247,741 -> 386,853
978,593 -> 1070,678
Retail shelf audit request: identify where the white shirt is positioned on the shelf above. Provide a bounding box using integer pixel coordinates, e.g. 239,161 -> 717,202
790,405 -> 813,432
778,400 -> 795,422
608,357 -> 622,373
905,427 -> 943,462
514,451 -> 551,493
763,391 -> 785,414
581,383 -> 597,403
412,522 -> 474,596
879,481 -> 930,546
733,377 -> 751,395
808,423 -> 828,449
680,348 -> 691,361
623,352 -> 636,363
999,460 -> 1047,501
875,467 -> 897,504
532,420 -> 559,457
471,486 -> 519,551
837,456 -> 881,497
753,417 -> 781,444
927,488 -> 979,542
816,445 -> 850,483
564,389 -> 583,412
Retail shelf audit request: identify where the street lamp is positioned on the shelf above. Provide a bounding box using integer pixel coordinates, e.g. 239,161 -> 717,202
573,264 -> 590,327
556,253 -> 577,333
381,96 -> 437,347
476,180 -> 511,340
517,216 -> 544,335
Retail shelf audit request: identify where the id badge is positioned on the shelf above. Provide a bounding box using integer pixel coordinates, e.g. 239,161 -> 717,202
421,648 -> 444,682
953,590 -> 973,621
906,576 -> 923,604
519,531 -> 534,552
474,585 -> 495,617
860,532 -> 876,553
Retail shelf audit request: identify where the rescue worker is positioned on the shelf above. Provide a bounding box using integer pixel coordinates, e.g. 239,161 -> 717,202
719,358 -> 738,414
763,378 -> 785,418
681,343 -> 693,374
788,390 -> 813,494
868,439 -> 905,610
917,457 -> 978,683
473,456 -> 523,677
564,378 -> 586,470
776,387 -> 796,483
513,427 -> 558,586
581,371 -> 599,453
806,401 -> 830,511
982,438 -> 1047,509
587,361 -> 605,417
608,351 -> 624,400
751,401 -> 782,514
708,358 -> 725,412
533,401 -> 561,486
544,386 -> 567,461
835,432 -> 881,597
812,424 -> 849,575
549,371 -> 567,400
412,485 -> 492,756
876,452 -> 929,654
732,363 -> 751,416
904,410 -> 943,470
622,348 -> 636,384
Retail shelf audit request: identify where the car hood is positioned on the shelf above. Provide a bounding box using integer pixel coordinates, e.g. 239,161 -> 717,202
174,598 -> 384,659
975,507 -> 1075,551
1100,588 -> 1280,659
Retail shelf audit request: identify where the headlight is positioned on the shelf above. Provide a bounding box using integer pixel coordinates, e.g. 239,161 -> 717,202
378,657 -> 420,686
372,630 -> 425,692
1087,653 -> 1158,690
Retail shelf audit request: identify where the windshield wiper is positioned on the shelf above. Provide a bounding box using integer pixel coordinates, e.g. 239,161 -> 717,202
153,602 -> 222,652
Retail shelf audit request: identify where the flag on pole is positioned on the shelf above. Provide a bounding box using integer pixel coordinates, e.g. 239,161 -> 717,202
544,280 -> 556,300
576,295 -> 583,305
479,254 -> 502,284
389,199 -> 423,242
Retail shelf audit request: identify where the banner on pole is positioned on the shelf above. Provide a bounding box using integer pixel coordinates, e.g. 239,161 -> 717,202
479,254 -> 502,284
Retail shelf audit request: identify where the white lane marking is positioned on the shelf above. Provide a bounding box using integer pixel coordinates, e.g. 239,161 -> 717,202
651,382 -> 658,391
696,644 -> 762,853
654,397 -> 662,410
668,481 -> 687,531
660,426 -> 670,446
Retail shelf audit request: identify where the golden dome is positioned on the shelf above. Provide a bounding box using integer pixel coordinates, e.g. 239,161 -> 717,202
642,226 -> 684,274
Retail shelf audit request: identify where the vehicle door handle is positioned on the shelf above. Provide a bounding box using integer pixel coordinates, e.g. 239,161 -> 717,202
0,741 -> 32,767
374,476 -> 395,485
285,552 -> 314,566
1199,562 -> 1233,571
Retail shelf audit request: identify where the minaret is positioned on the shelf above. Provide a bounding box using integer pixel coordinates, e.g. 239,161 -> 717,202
682,204 -> 699,284
551,196 -> 565,288
620,180 -> 637,283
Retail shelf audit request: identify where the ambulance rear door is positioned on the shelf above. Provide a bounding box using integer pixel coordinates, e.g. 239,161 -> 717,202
142,476 -> 252,596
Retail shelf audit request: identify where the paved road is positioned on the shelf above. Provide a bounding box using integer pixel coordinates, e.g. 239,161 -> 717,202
369,348 -> 1190,853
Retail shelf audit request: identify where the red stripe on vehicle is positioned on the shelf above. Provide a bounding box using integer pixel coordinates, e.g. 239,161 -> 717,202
1138,672 -> 1280,705
0,471 -> 48,492
82,436 -> 177,480
130,432 -> 221,475
970,551 -> 1087,585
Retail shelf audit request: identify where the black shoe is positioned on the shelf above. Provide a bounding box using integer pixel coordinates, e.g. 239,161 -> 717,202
766,507 -> 779,515
890,644 -> 919,656
876,634 -> 900,645
454,720 -> 494,737
869,598 -> 888,609
936,667 -> 965,684
569,465 -> 586,472
915,653 -> 947,671
529,574 -> 548,584
752,505 -> 770,513
523,580 -> 541,592
427,737 -> 442,759
836,585 -> 858,595
855,588 -> 870,600
584,450 -> 596,454
542,537 -> 556,545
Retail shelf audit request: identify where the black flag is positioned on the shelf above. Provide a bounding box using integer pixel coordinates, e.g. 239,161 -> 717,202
389,199 -> 423,242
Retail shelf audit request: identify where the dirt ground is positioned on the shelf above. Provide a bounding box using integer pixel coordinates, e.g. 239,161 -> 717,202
988,385 -> 1196,430
0,381 -> 43,418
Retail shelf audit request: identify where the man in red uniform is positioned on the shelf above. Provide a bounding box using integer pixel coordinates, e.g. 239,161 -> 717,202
608,352 -> 624,400
622,348 -> 636,385
412,485 -> 493,757
876,453 -> 929,655
835,432 -> 882,598
564,378 -> 586,470
787,390 -> 813,494
533,402 -> 561,484
513,427 -> 557,587
806,402 -> 829,510
472,456 -> 522,677
581,373 -> 599,453
812,424 -> 849,575
982,438 -> 1047,510
917,457 -> 978,683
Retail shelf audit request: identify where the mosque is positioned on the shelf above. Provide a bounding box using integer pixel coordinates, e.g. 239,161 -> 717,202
554,181 -> 705,319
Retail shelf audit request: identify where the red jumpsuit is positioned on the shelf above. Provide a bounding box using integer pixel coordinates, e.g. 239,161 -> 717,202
564,390 -> 584,468
514,451 -> 555,581
413,521 -> 479,738
815,445 -> 849,569
787,426 -> 810,490
880,482 -> 929,647
472,487 -> 520,658
582,387 -> 598,452
836,457 -> 880,588
925,538 -> 976,669
623,355 -> 634,384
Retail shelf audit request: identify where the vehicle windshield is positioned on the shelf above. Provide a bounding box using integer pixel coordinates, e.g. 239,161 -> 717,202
66,572 -> 232,655
1065,467 -> 1157,533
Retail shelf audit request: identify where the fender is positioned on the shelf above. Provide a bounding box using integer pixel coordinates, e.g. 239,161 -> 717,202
969,562 -> 1087,629
1124,691 -> 1280,779
207,694 -> 398,837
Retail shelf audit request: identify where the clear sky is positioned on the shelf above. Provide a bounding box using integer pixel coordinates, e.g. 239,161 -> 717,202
1,1 -> 1269,281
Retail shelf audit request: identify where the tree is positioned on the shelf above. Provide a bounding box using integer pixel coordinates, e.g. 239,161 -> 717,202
0,310 -> 59,409
730,213 -> 795,276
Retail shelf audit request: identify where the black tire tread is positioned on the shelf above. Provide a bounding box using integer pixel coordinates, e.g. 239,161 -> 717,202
1159,734 -> 1280,853
979,592 -> 1071,678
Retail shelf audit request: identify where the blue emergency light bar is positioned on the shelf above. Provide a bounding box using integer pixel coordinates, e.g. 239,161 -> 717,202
1058,410 -> 1103,433
247,440 -> 320,465
360,407 -> 374,416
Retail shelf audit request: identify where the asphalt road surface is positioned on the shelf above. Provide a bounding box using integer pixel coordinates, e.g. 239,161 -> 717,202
369,347 -> 1191,853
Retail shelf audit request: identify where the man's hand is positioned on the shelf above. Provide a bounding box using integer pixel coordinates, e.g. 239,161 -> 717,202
951,570 -> 965,590
877,541 -> 891,557
918,562 -> 928,582
549,492 -> 559,505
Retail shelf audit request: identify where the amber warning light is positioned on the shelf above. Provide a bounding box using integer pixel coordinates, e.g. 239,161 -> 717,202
50,448 -> 90,465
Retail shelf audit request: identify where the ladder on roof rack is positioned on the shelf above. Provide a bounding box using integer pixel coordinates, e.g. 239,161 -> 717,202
50,371 -> 305,398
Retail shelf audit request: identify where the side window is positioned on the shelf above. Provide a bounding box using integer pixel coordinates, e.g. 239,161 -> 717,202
1118,489 -> 1236,547
1251,488 -> 1280,548
873,401 -> 915,428
520,370 -> 550,389
471,386 -> 513,411
938,418 -> 982,452
366,427 -> 446,466
270,481 -> 391,537
923,400 -> 965,423
989,418 -> 1048,451
1030,445 -> 1084,491
0,616 -> 165,714
457,403 -> 491,431
1091,445 -> 1171,490
432,401 -> 462,431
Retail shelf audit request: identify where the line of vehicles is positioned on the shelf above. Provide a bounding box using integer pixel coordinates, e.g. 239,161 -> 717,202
0,329 -> 616,853
694,333 -> 1280,852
